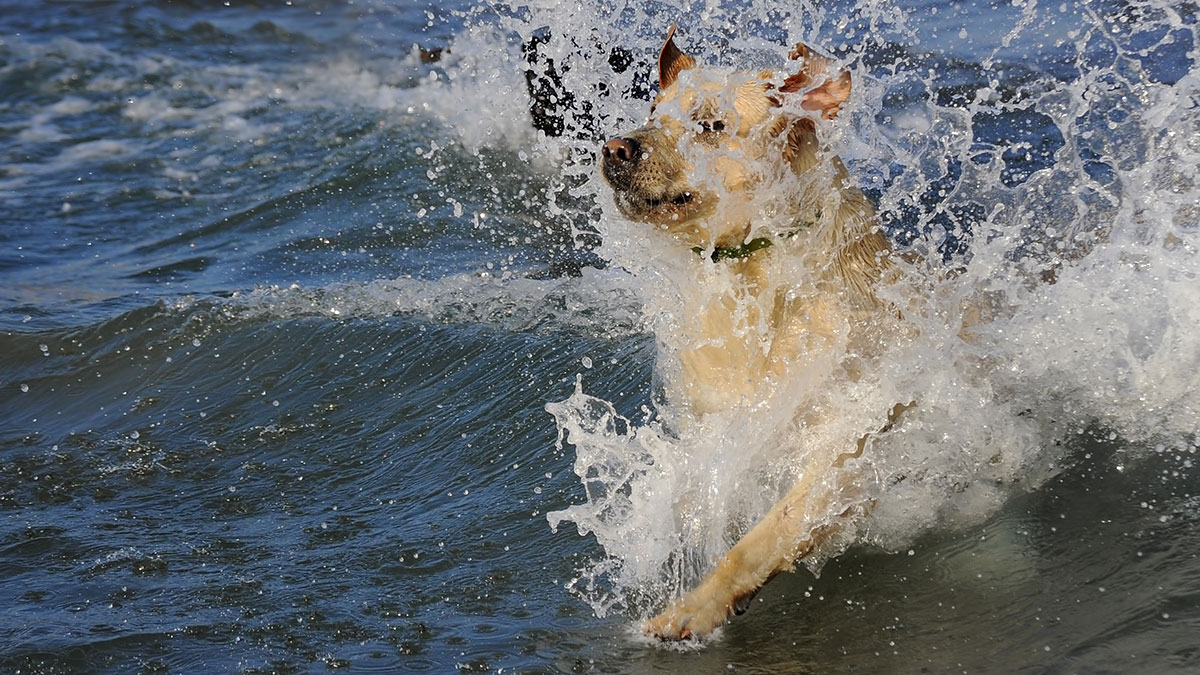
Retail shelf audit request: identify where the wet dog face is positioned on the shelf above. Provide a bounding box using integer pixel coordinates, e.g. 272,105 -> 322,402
600,26 -> 851,249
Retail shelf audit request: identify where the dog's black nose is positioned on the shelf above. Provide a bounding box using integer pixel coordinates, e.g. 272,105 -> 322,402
602,137 -> 639,164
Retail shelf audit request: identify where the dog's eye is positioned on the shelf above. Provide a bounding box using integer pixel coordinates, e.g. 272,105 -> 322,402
699,120 -> 726,133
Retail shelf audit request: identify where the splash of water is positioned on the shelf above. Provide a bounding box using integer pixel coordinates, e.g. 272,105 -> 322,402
427,0 -> 1200,622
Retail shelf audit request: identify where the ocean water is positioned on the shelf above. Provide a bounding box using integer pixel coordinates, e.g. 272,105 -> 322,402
1,0 -> 1198,672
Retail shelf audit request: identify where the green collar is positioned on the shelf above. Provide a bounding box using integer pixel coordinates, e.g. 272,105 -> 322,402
693,236 -> 774,262
692,214 -> 817,263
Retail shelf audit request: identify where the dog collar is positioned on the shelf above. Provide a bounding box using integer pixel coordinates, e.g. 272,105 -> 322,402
693,237 -> 774,262
693,215 -> 816,263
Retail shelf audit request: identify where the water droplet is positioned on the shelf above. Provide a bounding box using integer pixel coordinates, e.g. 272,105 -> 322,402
19,383 -> 29,393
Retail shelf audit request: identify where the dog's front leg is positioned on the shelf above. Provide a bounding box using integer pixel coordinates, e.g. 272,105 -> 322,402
645,403 -> 912,640
644,470 -> 841,640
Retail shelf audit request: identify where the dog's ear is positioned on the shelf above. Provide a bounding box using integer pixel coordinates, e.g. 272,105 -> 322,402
780,44 -> 852,119
658,24 -> 696,89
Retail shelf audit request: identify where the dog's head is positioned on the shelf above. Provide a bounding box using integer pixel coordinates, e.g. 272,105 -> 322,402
600,26 -> 852,250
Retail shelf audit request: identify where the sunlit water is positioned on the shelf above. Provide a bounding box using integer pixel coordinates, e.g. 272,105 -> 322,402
1,0 -> 1197,672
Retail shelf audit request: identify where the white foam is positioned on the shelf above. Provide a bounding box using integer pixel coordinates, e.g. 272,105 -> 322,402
54,139 -> 140,164
202,268 -> 645,339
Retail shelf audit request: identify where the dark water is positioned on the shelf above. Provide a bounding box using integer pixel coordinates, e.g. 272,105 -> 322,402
2,0 -> 1199,672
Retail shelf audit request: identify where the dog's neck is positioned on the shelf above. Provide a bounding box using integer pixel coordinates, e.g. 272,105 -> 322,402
685,187 -> 891,316
693,209 -> 823,262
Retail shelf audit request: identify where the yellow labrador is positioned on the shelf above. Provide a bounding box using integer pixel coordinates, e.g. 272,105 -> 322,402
600,26 -> 909,640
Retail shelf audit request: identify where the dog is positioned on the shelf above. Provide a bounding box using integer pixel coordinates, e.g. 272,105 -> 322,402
599,26 -> 911,640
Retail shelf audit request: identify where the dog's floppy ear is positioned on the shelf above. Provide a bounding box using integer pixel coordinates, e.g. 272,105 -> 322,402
658,24 -> 696,89
780,44 -> 852,119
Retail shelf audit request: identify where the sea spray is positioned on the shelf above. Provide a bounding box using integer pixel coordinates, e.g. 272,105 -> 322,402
510,0 -> 1200,623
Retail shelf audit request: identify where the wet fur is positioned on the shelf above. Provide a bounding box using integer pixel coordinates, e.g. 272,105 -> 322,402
599,27 -> 903,640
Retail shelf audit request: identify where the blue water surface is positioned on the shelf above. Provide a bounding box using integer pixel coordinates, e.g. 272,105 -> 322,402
1,0 -> 1198,672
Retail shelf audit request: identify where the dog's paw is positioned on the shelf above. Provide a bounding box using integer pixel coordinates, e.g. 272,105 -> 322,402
644,587 -> 745,641
644,607 -> 697,641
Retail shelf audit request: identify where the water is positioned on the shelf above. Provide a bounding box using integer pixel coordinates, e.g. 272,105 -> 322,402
1,0 -> 1197,672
